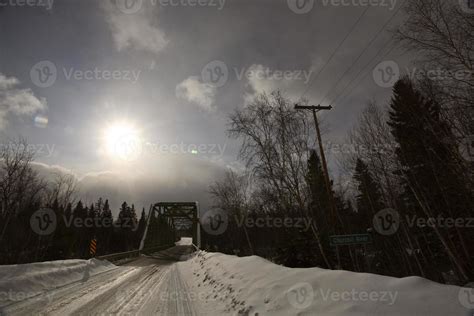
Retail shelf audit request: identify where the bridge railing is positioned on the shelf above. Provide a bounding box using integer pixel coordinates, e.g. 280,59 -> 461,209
96,244 -> 175,264
96,250 -> 140,263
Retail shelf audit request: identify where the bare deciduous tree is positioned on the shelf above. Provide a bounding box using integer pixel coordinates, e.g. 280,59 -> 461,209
209,169 -> 254,254
46,173 -> 79,208
0,138 -> 46,241
396,0 -> 474,139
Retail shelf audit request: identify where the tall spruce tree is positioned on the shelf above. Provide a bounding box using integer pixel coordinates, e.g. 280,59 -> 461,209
305,149 -> 334,268
388,77 -> 473,282
353,158 -> 384,225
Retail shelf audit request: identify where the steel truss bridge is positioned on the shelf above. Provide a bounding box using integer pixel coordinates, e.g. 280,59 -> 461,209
139,202 -> 201,252
97,202 -> 201,263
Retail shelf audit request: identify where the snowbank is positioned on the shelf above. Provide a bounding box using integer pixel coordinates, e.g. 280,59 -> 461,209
175,237 -> 193,246
0,258 -> 117,307
179,251 -> 473,316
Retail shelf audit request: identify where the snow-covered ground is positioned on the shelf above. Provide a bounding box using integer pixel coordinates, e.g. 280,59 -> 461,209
0,258 -> 117,308
1,242 -> 472,315
179,251 -> 473,316
176,237 -> 193,246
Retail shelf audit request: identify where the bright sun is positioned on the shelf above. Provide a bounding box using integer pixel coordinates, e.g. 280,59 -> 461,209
104,121 -> 142,162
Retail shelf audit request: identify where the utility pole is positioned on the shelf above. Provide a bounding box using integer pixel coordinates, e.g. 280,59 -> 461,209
295,104 -> 341,268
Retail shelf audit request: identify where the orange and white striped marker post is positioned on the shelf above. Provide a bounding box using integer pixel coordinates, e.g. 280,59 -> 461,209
89,238 -> 97,257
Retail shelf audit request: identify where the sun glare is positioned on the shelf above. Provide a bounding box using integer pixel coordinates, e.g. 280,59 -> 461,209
104,121 -> 142,162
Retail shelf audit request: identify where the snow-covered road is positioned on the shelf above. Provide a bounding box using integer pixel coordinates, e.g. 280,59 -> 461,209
1,242 -> 471,315
2,246 -> 199,316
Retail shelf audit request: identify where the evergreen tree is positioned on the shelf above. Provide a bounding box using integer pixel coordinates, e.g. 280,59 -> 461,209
353,158 -> 384,225
100,199 -> 114,253
306,150 -> 331,231
305,149 -> 334,268
137,207 -> 147,243
72,201 -> 88,257
388,77 -> 473,281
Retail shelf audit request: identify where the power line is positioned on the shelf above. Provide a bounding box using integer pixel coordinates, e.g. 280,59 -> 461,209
317,0 -> 406,106
298,6 -> 371,102
330,39 -> 397,105
335,42 -> 397,105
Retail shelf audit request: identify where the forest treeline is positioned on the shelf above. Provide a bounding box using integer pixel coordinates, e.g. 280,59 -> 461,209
204,0 -> 473,285
0,163 -> 148,265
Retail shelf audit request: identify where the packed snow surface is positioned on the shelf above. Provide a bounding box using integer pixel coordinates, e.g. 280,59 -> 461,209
0,258 -> 117,307
179,251 -> 473,315
1,243 -> 472,315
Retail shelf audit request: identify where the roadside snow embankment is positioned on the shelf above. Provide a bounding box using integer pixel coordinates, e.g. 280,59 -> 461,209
180,251 -> 472,316
0,258 -> 116,307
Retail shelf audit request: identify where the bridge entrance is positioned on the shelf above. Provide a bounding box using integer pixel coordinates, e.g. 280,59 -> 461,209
140,202 -> 200,253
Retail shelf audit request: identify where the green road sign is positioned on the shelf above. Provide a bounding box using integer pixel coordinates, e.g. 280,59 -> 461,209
330,234 -> 372,246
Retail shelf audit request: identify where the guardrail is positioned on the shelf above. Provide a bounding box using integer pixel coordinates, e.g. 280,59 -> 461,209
96,244 -> 175,264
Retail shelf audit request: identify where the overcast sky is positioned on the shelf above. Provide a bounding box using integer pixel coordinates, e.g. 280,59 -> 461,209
0,0 -> 414,214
